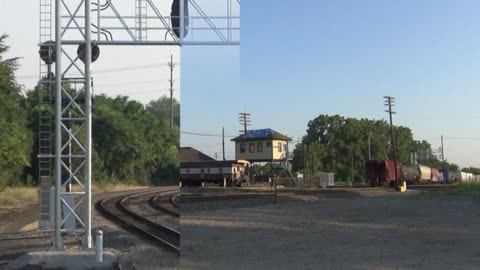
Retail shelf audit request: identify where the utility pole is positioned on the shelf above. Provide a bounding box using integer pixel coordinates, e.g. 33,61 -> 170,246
168,54 -> 175,130
238,112 -> 251,134
351,150 -> 354,186
368,131 -> 371,160
384,96 -> 398,189
222,127 -> 226,161
441,135 -> 446,184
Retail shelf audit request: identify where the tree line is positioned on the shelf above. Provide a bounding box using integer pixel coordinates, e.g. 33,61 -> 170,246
291,114 -> 468,182
0,34 -> 180,190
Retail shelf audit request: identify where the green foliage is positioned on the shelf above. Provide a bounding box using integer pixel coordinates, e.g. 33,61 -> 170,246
461,167 -> 480,175
92,95 -> 179,185
293,114 -> 459,182
0,34 -> 32,189
146,96 -> 180,129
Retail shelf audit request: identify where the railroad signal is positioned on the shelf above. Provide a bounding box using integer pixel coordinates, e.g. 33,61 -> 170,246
39,41 -> 56,65
171,0 -> 189,38
77,43 -> 100,64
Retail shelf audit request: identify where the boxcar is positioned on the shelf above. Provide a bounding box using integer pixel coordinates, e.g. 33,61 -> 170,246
366,160 -> 401,187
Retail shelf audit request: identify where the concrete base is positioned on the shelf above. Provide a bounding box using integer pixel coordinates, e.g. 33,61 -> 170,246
5,249 -> 118,270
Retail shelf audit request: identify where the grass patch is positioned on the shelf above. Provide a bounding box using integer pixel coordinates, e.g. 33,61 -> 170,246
425,182 -> 480,197
0,186 -> 38,208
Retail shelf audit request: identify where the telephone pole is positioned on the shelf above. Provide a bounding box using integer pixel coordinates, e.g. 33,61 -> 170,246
368,131 -> 372,160
441,135 -> 446,184
239,112 -> 251,134
384,96 -> 398,189
168,54 -> 175,130
222,127 -> 226,161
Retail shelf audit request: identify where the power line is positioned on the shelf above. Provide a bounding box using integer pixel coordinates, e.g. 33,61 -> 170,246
444,136 -> 480,140
99,89 -> 170,96
95,79 -> 168,88
181,131 -> 236,138
15,62 -> 180,79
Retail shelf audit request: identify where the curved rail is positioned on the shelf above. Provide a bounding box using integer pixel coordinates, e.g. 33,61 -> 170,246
150,195 -> 180,218
96,187 -> 180,254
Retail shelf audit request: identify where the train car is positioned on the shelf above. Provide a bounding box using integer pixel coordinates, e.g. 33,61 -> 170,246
366,160 -> 401,187
401,164 -> 419,184
418,165 -> 432,183
460,172 -> 474,182
431,168 -> 440,182
180,160 -> 250,187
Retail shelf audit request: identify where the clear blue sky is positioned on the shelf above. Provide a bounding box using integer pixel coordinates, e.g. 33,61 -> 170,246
181,0 -> 480,168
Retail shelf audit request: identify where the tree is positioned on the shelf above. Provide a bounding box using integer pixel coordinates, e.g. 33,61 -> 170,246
0,34 -> 32,190
92,95 -> 179,185
292,113 -> 440,183
146,96 -> 180,130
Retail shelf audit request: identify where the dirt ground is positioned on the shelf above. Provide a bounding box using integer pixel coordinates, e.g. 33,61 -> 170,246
180,187 -> 480,270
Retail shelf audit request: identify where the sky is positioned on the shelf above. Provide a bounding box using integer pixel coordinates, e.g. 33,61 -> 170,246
1,0 -> 479,168
0,0 -> 180,103
184,0 -> 480,168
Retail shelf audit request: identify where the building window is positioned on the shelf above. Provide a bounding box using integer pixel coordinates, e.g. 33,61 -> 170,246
201,168 -> 205,173
266,142 -> 272,148
219,168 -> 223,173
249,143 -> 255,153
240,143 -> 246,153
257,142 -> 263,152
278,142 -> 282,152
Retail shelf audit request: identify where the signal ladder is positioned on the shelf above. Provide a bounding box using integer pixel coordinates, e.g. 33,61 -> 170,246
136,0 -> 148,41
38,0 -> 53,230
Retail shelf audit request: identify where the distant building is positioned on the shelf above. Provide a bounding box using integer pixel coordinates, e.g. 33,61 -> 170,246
180,147 -> 215,162
231,128 -> 291,162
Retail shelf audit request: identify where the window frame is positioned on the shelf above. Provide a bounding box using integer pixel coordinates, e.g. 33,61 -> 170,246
249,143 -> 255,153
257,142 -> 263,152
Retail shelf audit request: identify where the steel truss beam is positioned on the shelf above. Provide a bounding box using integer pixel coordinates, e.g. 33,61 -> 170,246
40,0 -> 240,249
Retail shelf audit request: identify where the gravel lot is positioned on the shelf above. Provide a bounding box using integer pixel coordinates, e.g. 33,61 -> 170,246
180,187 -> 480,270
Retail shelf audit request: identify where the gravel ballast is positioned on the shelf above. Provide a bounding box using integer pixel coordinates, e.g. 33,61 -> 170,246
180,188 -> 480,270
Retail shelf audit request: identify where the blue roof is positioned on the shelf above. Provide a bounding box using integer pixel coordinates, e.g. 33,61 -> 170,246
231,128 -> 290,142
243,129 -> 273,139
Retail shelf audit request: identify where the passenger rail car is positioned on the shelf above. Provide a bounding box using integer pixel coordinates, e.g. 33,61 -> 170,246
180,160 -> 250,187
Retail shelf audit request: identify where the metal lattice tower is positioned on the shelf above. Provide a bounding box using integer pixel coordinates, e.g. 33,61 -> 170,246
38,0 -> 53,230
135,0 -> 148,41
39,0 -> 240,249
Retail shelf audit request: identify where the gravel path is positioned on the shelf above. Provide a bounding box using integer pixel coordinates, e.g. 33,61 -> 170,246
180,188 -> 480,270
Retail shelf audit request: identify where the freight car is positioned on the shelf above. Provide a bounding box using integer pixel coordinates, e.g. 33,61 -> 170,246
366,160 -> 401,187
367,160 -> 445,186
402,164 -> 439,184
180,160 -> 250,187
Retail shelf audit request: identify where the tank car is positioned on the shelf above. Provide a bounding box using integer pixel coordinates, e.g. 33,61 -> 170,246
418,165 -> 432,183
401,164 -> 419,184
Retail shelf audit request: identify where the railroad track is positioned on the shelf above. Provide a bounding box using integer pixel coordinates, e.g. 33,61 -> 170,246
96,187 -> 180,254
150,195 -> 180,218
